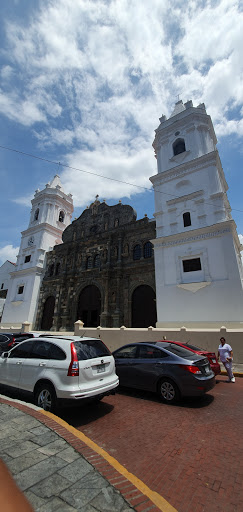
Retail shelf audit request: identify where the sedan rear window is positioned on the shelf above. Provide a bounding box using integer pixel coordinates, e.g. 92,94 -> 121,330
163,343 -> 200,360
74,339 -> 111,360
185,343 -> 201,351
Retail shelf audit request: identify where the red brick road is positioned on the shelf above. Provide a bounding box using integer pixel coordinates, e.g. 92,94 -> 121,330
60,376 -> 243,512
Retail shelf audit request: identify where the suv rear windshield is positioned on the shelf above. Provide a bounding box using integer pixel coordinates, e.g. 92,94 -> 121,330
74,339 -> 111,360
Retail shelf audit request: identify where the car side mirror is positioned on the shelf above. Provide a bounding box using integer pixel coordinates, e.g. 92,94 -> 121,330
1,352 -> 9,358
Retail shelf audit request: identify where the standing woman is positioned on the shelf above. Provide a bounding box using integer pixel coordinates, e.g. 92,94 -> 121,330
217,337 -> 235,383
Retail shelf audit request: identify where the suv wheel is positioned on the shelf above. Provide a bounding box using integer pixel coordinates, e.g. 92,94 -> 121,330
158,379 -> 180,404
35,383 -> 57,412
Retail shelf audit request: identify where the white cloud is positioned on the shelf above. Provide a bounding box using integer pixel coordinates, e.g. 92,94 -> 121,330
61,144 -> 154,208
0,0 -> 242,206
0,65 -> 14,81
0,245 -> 19,266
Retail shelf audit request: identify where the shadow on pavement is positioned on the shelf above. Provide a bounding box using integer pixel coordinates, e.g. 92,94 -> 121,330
0,384 -> 115,426
117,386 -> 215,408
58,400 -> 114,427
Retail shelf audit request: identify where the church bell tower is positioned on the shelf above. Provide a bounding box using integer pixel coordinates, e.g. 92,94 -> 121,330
1,175 -> 73,329
150,100 -> 243,327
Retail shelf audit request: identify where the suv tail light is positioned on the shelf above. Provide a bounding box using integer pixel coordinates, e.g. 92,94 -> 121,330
180,364 -> 202,375
67,342 -> 79,376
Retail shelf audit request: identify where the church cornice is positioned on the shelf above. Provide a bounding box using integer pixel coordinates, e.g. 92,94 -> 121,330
154,106 -> 217,146
32,189 -> 73,206
151,220 -> 236,248
166,190 -> 204,206
21,223 -> 65,238
149,150 -> 228,190
9,266 -> 44,278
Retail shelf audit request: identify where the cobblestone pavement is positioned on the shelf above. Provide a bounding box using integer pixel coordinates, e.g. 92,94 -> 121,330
58,374 -> 243,512
0,399 -> 139,512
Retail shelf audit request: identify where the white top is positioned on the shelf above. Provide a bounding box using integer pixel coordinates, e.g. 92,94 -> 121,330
218,343 -> 232,363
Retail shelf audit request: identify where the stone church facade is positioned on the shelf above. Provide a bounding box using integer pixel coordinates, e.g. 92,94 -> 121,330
35,197 -> 156,331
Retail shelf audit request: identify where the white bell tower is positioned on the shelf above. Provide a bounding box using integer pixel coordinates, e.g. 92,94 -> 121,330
1,175 -> 73,329
150,100 -> 243,327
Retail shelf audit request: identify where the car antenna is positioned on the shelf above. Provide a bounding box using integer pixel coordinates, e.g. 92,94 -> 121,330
80,331 -> 86,338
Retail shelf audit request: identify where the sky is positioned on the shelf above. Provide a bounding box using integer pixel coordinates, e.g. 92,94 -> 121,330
0,0 -> 243,265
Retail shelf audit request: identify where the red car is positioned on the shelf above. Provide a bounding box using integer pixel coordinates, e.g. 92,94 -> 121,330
163,340 -> 221,376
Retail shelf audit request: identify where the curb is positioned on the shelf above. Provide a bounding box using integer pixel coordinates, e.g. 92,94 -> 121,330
0,396 -> 177,512
220,371 -> 243,378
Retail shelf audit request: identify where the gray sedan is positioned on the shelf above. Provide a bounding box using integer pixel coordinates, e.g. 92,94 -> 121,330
113,341 -> 215,403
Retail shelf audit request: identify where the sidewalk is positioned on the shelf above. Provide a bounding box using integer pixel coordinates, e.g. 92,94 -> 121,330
0,397 -> 142,512
219,362 -> 243,377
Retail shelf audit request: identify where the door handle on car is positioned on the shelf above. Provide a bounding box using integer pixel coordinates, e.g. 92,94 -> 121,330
39,362 -> 46,367
16,361 -> 22,365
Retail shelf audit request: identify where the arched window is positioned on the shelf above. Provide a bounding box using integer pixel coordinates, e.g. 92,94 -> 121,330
114,218 -> 119,228
86,256 -> 92,269
183,212 -> 191,227
143,241 -> 152,258
94,254 -> 101,268
133,244 -> 141,260
34,208 -> 39,221
59,211 -> 65,222
173,138 -> 186,156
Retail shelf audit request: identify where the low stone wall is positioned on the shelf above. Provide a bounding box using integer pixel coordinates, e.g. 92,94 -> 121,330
1,321 -> 243,363
74,324 -> 243,363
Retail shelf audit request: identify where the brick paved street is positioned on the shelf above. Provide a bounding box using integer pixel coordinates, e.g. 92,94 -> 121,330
59,375 -> 243,512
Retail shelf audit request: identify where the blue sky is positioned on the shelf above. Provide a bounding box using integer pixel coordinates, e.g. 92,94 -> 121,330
0,0 -> 243,264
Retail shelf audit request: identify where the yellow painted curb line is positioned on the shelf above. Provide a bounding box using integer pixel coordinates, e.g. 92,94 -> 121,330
40,410 -> 178,512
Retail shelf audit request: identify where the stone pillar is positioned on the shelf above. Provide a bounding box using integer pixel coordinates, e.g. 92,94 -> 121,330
21,321 -> 31,333
50,290 -> 60,331
112,273 -> 122,327
117,237 -> 122,264
74,320 -> 84,335
106,239 -> 111,267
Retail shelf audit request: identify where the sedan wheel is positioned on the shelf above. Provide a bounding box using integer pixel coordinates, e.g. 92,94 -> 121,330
35,384 -> 56,412
159,379 -> 179,403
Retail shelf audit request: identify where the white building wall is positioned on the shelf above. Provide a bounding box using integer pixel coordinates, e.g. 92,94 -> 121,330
151,100 -> 243,327
1,175 -> 73,329
0,261 -> 16,294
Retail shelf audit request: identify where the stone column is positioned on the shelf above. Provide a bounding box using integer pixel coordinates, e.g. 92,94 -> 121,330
100,271 -> 110,327
112,272 -> 122,327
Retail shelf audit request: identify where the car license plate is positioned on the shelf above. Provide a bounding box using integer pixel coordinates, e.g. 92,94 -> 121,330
212,359 -> 216,363
205,366 -> 211,374
97,364 -> 105,373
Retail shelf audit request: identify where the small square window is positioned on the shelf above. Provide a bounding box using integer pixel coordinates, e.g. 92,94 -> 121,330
183,258 -> 202,273
25,255 -> 31,263
18,285 -> 24,295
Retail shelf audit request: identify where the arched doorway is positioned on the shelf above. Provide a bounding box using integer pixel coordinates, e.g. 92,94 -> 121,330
41,296 -> 55,330
132,285 -> 157,327
76,285 -> 101,327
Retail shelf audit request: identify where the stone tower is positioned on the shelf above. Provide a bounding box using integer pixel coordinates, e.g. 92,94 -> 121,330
1,175 -> 73,329
150,100 -> 243,327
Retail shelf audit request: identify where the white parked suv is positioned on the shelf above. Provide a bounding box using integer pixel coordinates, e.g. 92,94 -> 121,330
0,336 -> 119,411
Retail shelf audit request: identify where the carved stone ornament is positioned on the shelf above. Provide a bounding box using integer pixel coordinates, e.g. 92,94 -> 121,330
177,282 -> 211,292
